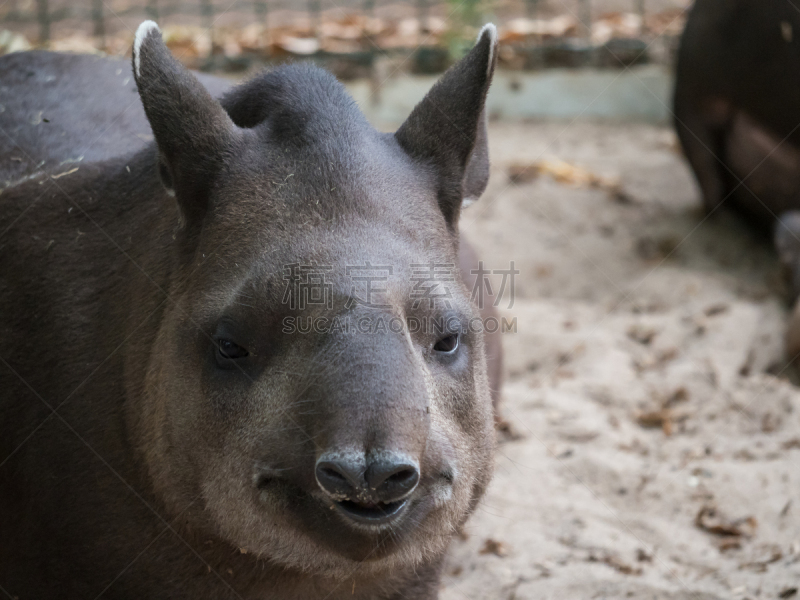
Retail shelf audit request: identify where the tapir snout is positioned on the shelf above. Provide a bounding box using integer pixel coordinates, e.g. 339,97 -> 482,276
315,450 -> 420,520
298,317 -> 434,526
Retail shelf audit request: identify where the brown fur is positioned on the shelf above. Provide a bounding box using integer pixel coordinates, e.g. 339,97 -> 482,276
0,23 -> 501,599
674,0 -> 800,229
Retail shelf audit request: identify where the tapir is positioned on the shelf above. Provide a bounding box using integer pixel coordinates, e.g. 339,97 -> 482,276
0,21 -> 502,599
674,0 -> 800,227
674,0 -> 800,357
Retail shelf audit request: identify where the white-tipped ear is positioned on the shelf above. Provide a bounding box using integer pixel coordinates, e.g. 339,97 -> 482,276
395,25 -> 496,230
477,23 -> 497,76
133,20 -> 160,78
131,18 -> 240,226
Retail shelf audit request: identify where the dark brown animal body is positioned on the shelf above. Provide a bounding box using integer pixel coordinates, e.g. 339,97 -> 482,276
674,0 -> 800,230
674,0 -> 800,357
0,22 -> 501,599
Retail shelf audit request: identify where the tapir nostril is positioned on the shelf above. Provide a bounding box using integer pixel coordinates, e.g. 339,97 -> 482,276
367,461 -> 420,503
320,467 -> 347,482
315,458 -> 364,500
315,453 -> 420,505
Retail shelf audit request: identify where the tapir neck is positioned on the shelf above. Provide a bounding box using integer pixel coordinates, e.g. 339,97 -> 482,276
70,148 -> 186,398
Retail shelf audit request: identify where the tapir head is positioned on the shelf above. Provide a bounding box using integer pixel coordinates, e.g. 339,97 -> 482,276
130,20 -> 497,577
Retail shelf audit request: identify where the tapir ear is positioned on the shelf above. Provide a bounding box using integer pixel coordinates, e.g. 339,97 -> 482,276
132,21 -> 240,226
395,23 -> 497,231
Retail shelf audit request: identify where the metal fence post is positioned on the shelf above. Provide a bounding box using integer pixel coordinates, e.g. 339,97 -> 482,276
147,0 -> 159,20
637,0 -> 646,33
201,0 -> 214,30
255,0 -> 268,25
92,0 -> 105,47
417,0 -> 428,34
579,0 -> 591,41
309,0 -> 320,36
363,0 -> 375,19
37,0 -> 50,43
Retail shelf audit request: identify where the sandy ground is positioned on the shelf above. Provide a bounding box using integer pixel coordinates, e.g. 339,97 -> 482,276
444,121 -> 800,599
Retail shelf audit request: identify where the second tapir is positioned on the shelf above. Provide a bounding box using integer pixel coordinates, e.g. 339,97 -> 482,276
674,0 -> 800,358
0,21 -> 502,599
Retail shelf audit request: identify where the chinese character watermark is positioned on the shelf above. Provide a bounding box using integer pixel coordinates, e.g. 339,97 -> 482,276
282,263 -> 333,310
345,262 -> 393,309
281,260 -> 519,313
470,261 -> 519,309
410,261 -> 455,309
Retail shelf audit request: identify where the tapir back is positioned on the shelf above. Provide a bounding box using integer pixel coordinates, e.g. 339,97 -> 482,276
0,51 -> 230,183
674,0 -> 800,227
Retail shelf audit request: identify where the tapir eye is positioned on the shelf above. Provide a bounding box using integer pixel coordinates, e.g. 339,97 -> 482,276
217,339 -> 249,360
433,334 -> 459,354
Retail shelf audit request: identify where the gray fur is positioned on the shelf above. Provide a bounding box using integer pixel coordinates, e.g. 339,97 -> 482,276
0,21 -> 501,599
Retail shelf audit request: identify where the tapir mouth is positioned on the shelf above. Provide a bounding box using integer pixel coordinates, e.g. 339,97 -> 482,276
334,498 -> 408,525
254,467 -> 415,532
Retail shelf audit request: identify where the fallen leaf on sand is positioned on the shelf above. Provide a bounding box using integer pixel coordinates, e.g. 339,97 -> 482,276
479,538 -> 509,557
635,388 -> 691,435
636,409 -> 675,435
587,549 -> 642,575
717,537 -> 742,552
634,234 -> 680,261
627,323 -> 657,345
663,387 -> 689,408
779,588 -> 798,599
635,548 -> 653,562
739,546 -> 782,572
695,505 -> 757,538
633,346 -> 680,372
704,302 -> 729,317
496,417 -> 525,442
508,159 -> 628,201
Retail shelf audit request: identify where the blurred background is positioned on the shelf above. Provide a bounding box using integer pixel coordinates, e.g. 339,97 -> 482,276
3,1 -> 800,598
0,0 -> 688,66
0,0 -> 689,121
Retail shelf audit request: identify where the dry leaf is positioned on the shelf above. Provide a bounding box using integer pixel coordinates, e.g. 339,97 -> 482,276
739,546 -> 782,572
717,537 -> 742,552
695,505 -> 757,538
627,323 -> 657,345
496,417 -> 525,442
479,538 -> 509,557
635,548 -> 653,562
704,302 -> 729,317
592,12 -> 643,45
636,409 -> 673,435
587,549 -> 642,575
500,15 -> 578,42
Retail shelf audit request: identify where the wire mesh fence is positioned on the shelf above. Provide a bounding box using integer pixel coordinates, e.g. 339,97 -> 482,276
0,0 -> 690,75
